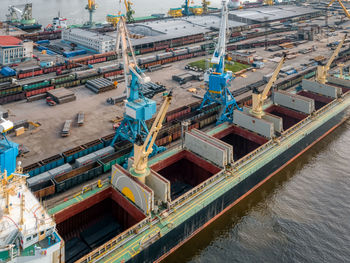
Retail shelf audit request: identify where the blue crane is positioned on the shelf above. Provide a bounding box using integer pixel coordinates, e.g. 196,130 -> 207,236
199,0 -> 241,125
0,118 -> 19,176
111,17 -> 163,157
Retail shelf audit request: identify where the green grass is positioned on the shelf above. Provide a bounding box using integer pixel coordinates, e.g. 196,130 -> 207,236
188,59 -> 250,73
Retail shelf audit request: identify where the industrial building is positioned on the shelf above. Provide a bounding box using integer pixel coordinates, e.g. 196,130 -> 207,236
62,28 -> 116,53
0,36 -> 33,65
228,6 -> 323,23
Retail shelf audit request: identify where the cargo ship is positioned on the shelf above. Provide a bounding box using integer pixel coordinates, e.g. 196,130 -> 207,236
1,3 -> 350,263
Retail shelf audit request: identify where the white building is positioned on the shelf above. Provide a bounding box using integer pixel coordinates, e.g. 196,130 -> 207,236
0,36 -> 33,65
62,28 -> 116,54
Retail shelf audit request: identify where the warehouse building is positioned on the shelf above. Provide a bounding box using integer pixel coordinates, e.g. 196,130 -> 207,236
0,36 -> 33,65
62,28 -> 116,53
228,6 -> 323,24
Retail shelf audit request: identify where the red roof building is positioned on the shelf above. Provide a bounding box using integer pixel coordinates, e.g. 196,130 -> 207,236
0,36 -> 22,47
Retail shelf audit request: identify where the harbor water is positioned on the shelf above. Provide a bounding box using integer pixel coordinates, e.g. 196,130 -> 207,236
1,1 -> 349,262
0,0 -> 221,27
165,117 -> 350,263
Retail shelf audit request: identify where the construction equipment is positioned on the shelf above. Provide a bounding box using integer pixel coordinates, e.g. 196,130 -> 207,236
111,17 -> 163,157
199,0 -> 241,125
316,34 -> 347,84
250,54 -> 286,118
328,0 -> 350,19
86,0 -> 97,26
130,91 -> 172,183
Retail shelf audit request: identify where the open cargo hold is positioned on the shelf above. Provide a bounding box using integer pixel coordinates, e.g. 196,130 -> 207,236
265,105 -> 308,130
151,150 -> 221,200
213,125 -> 269,161
64,237 -> 90,263
297,90 -> 333,110
53,162 -> 103,193
54,187 -> 146,262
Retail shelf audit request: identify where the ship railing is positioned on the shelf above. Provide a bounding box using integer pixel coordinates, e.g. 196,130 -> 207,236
231,93 -> 349,172
169,170 -> 226,209
75,216 -> 153,263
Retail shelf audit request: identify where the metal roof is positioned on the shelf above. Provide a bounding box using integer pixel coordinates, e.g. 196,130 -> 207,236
118,15 -> 246,47
229,6 -> 320,23
0,36 -> 22,47
64,28 -> 115,42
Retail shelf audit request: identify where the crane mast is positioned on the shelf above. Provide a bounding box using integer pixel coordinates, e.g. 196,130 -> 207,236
111,17 -> 163,159
211,0 -> 228,74
130,92 -> 172,183
316,34 -> 347,84
251,54 -> 286,118
199,0 -> 241,125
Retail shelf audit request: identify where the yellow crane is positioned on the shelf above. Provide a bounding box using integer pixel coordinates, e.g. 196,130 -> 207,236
86,0 -> 97,26
202,0 -> 210,14
250,54 -> 286,118
338,63 -> 345,78
328,0 -> 350,18
130,92 -> 173,183
316,34 -> 347,84
122,0 -> 135,22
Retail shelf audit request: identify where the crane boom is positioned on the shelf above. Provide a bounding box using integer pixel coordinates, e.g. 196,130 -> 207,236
251,54 -> 286,118
316,34 -> 347,84
131,92 -> 172,182
211,0 -> 228,73
328,0 -> 350,18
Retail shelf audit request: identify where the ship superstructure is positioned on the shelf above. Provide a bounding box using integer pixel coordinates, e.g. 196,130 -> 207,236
0,119 -> 63,263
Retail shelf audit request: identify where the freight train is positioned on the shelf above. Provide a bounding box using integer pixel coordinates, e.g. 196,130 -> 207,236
21,64 -> 322,201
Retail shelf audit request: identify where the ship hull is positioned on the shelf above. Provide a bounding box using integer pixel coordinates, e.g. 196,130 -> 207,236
128,109 -> 348,263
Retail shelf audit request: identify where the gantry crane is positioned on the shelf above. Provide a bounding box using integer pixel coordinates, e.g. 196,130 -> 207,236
199,0 -> 241,125
328,0 -> 350,19
250,54 -> 286,118
86,0 -> 97,26
130,92 -> 172,183
316,34 -> 347,84
111,17 -> 163,157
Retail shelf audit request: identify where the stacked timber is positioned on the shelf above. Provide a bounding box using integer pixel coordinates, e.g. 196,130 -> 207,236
85,78 -> 116,93
48,88 -> 76,104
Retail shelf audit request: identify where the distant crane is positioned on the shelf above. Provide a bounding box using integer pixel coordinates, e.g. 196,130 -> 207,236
250,54 -> 286,118
122,0 -> 135,23
7,4 -> 34,23
86,0 -> 97,26
199,0 -> 241,125
316,34 -> 347,84
202,0 -> 210,14
111,17 -> 164,158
